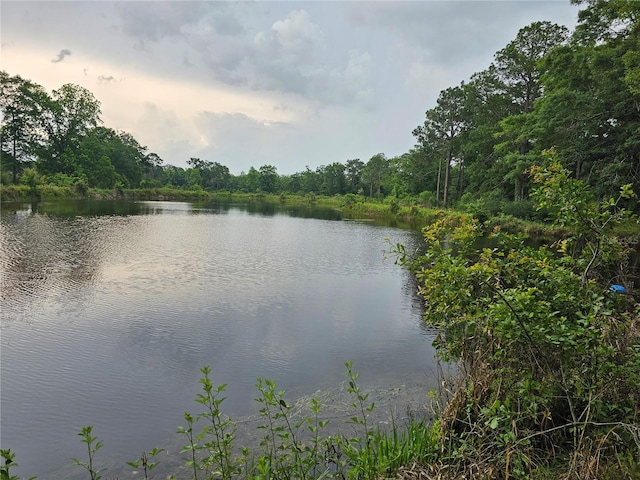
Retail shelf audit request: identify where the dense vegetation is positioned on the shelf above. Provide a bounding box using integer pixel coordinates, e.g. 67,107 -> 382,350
394,152 -> 639,479
2,0 -> 639,220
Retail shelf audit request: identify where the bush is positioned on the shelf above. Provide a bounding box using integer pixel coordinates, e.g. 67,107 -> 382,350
0,184 -> 31,201
500,199 -> 536,220
418,190 -> 437,208
394,156 -> 640,479
385,196 -> 400,214
459,190 -> 504,222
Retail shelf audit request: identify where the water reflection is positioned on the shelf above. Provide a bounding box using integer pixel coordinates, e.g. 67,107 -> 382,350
2,199 -> 149,217
0,213 -> 152,321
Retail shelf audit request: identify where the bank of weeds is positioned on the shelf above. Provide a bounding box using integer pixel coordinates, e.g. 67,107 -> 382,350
392,160 -> 640,479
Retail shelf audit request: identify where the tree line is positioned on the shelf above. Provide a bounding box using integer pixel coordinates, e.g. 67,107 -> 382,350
0,69 -> 389,197
2,0 -> 639,217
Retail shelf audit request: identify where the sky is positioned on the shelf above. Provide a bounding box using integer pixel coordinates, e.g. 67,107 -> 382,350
1,1 -> 579,175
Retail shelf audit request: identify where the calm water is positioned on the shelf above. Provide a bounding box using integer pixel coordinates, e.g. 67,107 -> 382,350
0,200 -> 440,479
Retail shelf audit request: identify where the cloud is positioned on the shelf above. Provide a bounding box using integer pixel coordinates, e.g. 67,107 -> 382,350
194,111 -> 293,169
345,2 -> 577,69
111,4 -> 373,107
51,49 -> 71,63
116,2 -> 244,45
239,9 -> 374,107
208,9 -> 327,94
98,75 -> 116,84
269,9 -> 324,61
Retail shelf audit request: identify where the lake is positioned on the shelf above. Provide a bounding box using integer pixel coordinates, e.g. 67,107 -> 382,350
0,200 -> 441,479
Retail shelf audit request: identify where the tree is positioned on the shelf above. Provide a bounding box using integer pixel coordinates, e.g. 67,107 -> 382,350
0,72 -> 47,183
458,67 -> 517,198
494,21 -> 569,116
209,162 -> 230,190
38,83 -> 102,175
187,158 -> 230,190
163,165 -> 188,188
300,166 -> 320,193
571,0 -> 640,44
413,86 -> 467,206
529,4 -> 640,201
393,148 -> 439,196
141,152 -> 164,184
491,22 -> 569,201
317,162 -> 347,195
362,153 -> 388,199
258,164 -> 279,193
233,167 -> 261,192
111,131 -> 146,186
72,127 -> 147,188
345,159 -> 365,193
74,128 -> 121,188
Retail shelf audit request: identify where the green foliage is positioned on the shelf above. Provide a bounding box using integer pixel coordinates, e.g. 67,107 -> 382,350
530,150 -> 636,284
126,448 -> 165,480
177,411 -> 202,480
342,360 -> 377,479
459,190 -> 503,222
1,449 -> 35,480
395,160 -> 640,479
19,167 -> 41,190
385,196 -> 400,214
175,366 -> 238,480
254,377 -> 326,479
196,366 -> 237,479
417,190 -> 437,208
72,425 -> 104,480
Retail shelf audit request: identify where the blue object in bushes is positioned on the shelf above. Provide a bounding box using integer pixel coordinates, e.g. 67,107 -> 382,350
609,284 -> 627,294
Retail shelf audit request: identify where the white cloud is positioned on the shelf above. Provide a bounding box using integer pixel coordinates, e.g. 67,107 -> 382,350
271,9 -> 324,60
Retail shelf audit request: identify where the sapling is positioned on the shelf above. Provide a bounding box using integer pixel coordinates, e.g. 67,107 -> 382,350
1,449 -> 36,480
72,425 -> 104,480
126,447 -> 165,480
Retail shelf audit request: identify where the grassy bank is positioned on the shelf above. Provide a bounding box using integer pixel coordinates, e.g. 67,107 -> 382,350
3,184 -> 637,239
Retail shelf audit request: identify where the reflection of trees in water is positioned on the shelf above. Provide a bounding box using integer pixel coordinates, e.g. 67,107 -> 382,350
220,200 -> 343,220
31,199 -> 146,217
0,203 -> 149,321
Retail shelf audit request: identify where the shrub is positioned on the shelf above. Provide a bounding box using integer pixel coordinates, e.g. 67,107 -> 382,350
501,199 -> 537,220
418,190 -> 437,208
394,154 -> 640,479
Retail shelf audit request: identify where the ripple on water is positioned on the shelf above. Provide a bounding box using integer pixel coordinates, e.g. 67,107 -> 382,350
0,202 -> 437,479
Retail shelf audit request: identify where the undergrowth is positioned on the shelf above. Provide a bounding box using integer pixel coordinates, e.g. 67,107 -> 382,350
393,153 -> 640,479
